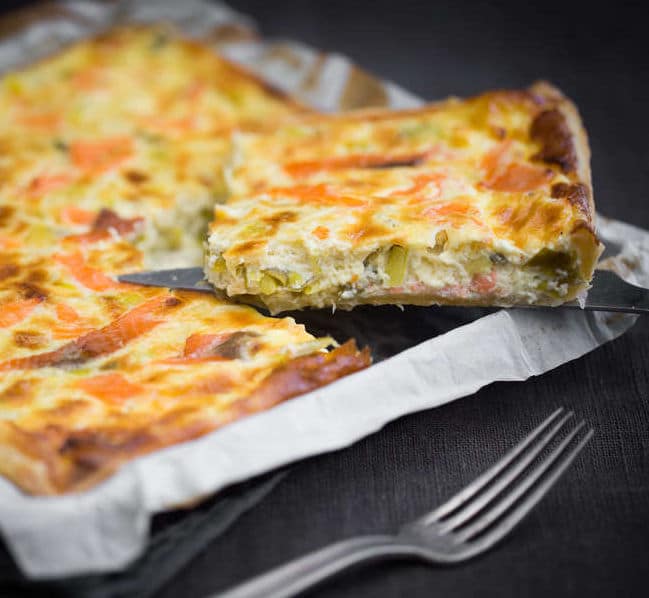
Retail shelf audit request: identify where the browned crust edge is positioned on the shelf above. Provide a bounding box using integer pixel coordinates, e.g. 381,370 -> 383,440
528,81 -> 595,222
527,81 -> 602,283
0,341 -> 370,496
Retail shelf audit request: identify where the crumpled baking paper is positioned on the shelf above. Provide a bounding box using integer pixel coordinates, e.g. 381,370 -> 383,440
0,0 -> 645,579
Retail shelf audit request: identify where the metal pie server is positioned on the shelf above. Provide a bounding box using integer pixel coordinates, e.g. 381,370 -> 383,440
118,268 -> 649,315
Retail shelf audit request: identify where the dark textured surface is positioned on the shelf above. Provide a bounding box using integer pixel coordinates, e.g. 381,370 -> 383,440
2,1 -> 649,597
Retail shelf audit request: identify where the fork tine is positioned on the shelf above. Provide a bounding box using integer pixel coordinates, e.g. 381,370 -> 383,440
416,408 -> 565,525
456,424 -> 593,547
438,410 -> 575,533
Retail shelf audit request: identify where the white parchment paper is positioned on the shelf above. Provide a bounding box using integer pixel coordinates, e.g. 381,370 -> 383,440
0,0 -> 645,579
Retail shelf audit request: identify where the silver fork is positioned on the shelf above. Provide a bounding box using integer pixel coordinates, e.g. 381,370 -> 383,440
215,408 -> 593,598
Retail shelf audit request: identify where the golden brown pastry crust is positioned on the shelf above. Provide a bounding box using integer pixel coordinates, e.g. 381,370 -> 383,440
0,342 -> 369,495
528,81 -> 601,280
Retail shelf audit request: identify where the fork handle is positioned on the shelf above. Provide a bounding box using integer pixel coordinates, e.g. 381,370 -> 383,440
215,534 -> 423,598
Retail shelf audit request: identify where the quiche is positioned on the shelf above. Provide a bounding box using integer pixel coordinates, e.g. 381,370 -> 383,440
0,27 -> 369,495
0,24 -> 308,268
206,82 -> 602,313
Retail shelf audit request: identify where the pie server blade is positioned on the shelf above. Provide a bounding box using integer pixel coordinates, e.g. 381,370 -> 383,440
118,268 -> 649,315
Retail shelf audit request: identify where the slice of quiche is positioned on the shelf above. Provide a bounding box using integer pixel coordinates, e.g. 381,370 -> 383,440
0,233 -> 369,495
206,82 -> 602,313
0,27 -> 369,496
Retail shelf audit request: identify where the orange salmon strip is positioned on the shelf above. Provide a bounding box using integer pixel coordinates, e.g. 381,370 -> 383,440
392,173 -> 445,202
183,333 -> 232,358
266,184 -> 367,208
421,201 -> 482,226
0,298 -> 43,328
284,151 -> 428,177
54,251 -> 122,291
481,140 -> 552,192
63,209 -> 144,245
77,373 -> 144,403
51,304 -> 94,340
0,237 -> 20,250
0,294 -> 178,370
471,271 -> 497,293
27,173 -> 74,196
311,226 -> 330,239
18,112 -> 60,130
60,206 -> 96,226
484,162 -> 553,192
70,137 -> 133,174
159,333 -> 233,365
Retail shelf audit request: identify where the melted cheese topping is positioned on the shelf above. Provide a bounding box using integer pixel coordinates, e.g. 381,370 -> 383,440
0,27 -> 369,495
207,85 -> 601,312
0,25 -> 307,267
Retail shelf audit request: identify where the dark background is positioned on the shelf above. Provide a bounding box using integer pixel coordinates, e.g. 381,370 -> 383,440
3,1 -> 649,597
